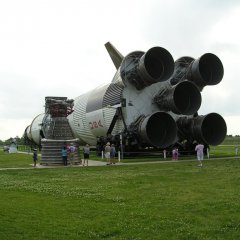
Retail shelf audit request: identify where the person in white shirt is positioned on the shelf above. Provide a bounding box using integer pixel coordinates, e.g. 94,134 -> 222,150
83,144 -> 90,166
69,143 -> 76,165
105,142 -> 111,165
195,143 -> 204,167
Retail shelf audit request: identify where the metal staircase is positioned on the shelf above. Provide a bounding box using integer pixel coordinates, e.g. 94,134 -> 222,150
40,97 -> 81,165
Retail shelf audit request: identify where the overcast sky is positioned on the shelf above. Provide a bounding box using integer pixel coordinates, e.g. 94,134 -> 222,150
0,0 -> 239,140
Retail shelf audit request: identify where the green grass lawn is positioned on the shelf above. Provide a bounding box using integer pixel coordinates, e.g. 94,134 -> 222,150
1,150 -> 240,239
0,151 -> 33,168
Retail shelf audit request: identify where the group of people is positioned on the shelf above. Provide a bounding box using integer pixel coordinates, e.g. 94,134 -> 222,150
61,142 -> 116,166
61,143 -> 76,166
62,142 -> 116,166
33,141 -> 205,167
104,142 -> 116,165
171,142 -> 205,167
33,142 -> 116,167
61,143 -> 88,166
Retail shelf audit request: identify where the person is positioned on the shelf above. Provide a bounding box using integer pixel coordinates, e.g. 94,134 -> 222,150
172,147 -> 178,161
195,142 -> 204,167
69,143 -> 76,165
83,144 -> 90,166
172,148 -> 176,160
62,146 -> 68,166
110,144 -> 116,164
66,143 -> 71,161
33,149 -> 38,167
105,142 -> 111,165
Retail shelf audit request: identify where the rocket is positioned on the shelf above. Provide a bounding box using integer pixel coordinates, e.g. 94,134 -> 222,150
25,42 -> 227,153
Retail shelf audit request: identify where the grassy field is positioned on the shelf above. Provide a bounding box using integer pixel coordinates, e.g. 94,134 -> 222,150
0,150 -> 240,239
0,151 -> 33,168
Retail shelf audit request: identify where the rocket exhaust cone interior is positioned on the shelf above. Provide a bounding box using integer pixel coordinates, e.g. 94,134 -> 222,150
139,111 -> 177,148
190,53 -> 224,87
177,113 -> 227,146
155,81 -> 201,115
121,47 -> 174,90
138,47 -> 174,83
196,113 -> 227,146
173,81 -> 201,115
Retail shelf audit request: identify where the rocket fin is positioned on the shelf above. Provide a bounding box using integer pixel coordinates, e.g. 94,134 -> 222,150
105,42 -> 124,69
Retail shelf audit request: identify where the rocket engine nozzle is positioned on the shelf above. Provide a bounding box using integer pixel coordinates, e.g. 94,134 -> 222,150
188,53 -> 224,88
138,47 -> 174,84
139,111 -> 177,148
120,47 -> 174,90
154,80 -> 201,115
177,113 -> 227,146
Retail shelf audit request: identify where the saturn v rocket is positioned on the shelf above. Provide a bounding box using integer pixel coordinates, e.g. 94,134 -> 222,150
25,42 -> 227,153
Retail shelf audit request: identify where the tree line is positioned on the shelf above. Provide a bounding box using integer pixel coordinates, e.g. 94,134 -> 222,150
0,136 -> 25,146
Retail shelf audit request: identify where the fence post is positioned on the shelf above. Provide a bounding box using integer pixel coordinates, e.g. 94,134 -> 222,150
207,148 -> 210,159
120,134 -> 123,160
118,151 -> 121,162
235,146 -> 239,156
101,151 -> 104,159
163,149 -> 166,159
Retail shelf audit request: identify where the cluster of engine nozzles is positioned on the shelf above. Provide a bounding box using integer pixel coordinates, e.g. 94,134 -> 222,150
120,46 -> 227,148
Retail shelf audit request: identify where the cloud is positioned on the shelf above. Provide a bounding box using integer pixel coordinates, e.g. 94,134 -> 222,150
0,0 -> 240,140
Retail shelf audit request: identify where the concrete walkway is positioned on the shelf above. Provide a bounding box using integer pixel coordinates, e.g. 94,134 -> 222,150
34,159 -> 110,168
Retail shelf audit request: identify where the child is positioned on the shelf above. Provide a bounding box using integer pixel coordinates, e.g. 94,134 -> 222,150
172,147 -> 179,161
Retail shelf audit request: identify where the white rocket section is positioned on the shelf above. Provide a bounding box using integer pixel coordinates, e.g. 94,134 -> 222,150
27,113 -> 44,144
122,81 -> 170,125
68,91 -> 124,145
67,79 -> 171,147
67,74 -> 171,146
102,107 -> 124,135
68,92 -> 95,145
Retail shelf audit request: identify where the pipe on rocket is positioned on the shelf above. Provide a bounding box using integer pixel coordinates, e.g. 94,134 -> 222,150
177,113 -> 227,146
153,80 -> 202,115
120,47 -> 174,90
138,111 -> 177,148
